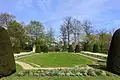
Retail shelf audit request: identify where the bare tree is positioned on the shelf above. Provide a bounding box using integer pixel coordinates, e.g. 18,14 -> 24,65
60,25 -> 67,51
72,19 -> 82,43
65,17 -> 73,46
46,27 -> 55,46
82,20 -> 93,43
60,17 -> 83,51
61,17 -> 73,46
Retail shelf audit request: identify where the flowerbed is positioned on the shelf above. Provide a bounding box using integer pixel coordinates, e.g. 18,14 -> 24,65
15,66 -> 113,77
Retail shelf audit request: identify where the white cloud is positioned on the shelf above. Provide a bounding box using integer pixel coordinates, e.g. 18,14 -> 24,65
36,0 -> 111,23
16,0 -> 111,21
35,0 -> 54,12
59,0 -> 109,20
16,0 -> 33,11
14,0 -> 119,37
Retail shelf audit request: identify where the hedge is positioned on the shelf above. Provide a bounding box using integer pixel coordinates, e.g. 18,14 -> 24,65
35,44 -> 41,53
68,45 -> 74,52
75,44 -> 81,53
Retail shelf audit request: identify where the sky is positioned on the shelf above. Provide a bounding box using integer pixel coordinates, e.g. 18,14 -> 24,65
0,0 -> 120,38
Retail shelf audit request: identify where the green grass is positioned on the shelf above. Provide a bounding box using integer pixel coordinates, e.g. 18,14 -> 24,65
1,53 -> 120,80
16,64 -> 23,72
19,53 -> 93,67
2,76 -> 120,80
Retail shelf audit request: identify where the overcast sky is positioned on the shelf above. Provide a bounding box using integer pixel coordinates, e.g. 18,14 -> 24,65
0,0 -> 120,37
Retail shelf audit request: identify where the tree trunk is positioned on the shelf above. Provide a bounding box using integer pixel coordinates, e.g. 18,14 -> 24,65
74,33 -> 77,43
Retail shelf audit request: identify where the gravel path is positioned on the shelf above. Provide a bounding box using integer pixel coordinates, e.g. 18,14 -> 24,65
81,51 -> 107,57
15,52 -> 40,69
15,53 -> 38,60
14,52 -> 33,57
15,61 -> 35,70
75,53 -> 106,62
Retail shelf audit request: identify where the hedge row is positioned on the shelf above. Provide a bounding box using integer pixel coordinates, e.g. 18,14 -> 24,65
68,44 -> 81,53
83,43 -> 108,54
35,45 -> 48,53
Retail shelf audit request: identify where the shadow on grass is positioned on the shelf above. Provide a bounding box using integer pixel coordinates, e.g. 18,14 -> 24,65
88,60 -> 107,71
88,64 -> 106,70
88,60 -> 120,76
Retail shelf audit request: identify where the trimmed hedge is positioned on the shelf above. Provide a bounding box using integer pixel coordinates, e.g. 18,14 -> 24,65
35,44 -> 41,53
0,27 -> 16,77
107,28 -> 120,74
93,44 -> 99,53
40,45 -> 48,53
83,43 -> 93,52
22,43 -> 33,52
68,45 -> 74,52
75,44 -> 81,53
55,46 -> 60,52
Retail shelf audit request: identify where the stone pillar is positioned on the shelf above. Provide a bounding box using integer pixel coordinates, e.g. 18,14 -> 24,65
32,44 -> 36,53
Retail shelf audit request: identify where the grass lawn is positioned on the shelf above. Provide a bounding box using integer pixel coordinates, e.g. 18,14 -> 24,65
19,53 -> 93,67
2,53 -> 120,80
16,64 -> 23,72
3,76 -> 120,80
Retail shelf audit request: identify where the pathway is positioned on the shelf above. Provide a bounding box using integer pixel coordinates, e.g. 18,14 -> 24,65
81,51 -> 107,57
15,52 -> 41,69
75,53 -> 106,62
15,53 -> 38,60
15,61 -> 35,70
14,51 -> 33,57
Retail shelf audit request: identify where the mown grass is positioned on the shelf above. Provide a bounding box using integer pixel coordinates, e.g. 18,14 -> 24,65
16,64 -> 23,72
19,53 -> 93,67
1,53 -> 120,80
